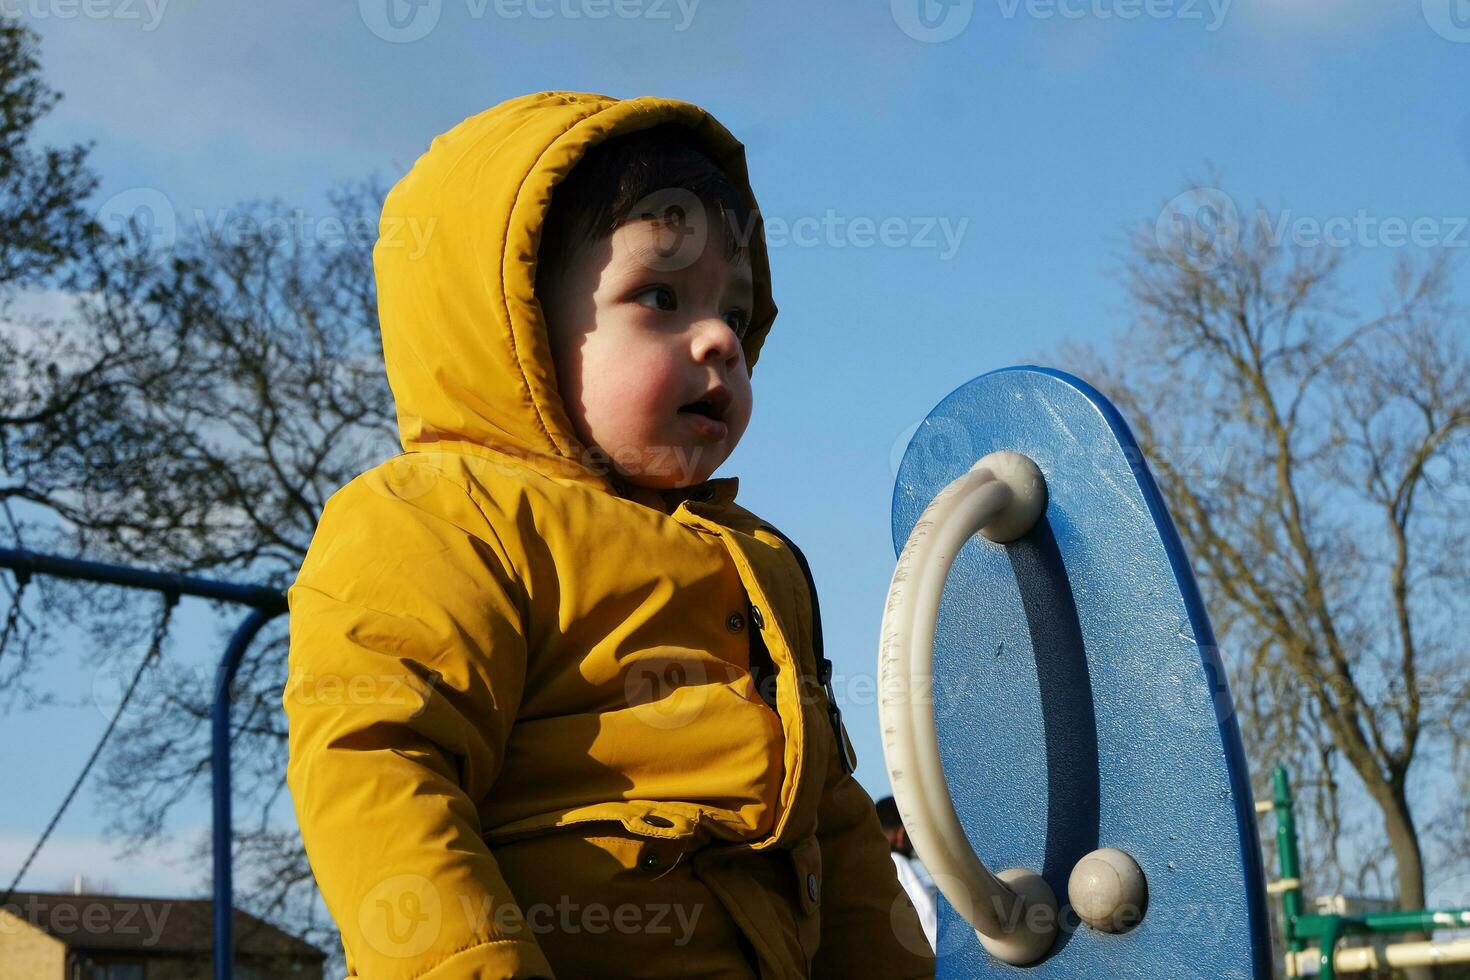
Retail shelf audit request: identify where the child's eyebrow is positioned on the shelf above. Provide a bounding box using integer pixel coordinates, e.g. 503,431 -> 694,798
615,241 -> 667,279
728,273 -> 754,303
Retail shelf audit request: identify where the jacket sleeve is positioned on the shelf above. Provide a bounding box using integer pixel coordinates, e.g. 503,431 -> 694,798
283,469 -> 555,980
810,720 -> 936,979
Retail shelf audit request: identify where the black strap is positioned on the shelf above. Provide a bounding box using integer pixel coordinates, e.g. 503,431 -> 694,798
757,526 -> 856,775
747,612 -> 779,712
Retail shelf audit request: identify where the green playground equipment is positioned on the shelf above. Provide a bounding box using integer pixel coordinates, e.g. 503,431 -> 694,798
1258,766 -> 1470,978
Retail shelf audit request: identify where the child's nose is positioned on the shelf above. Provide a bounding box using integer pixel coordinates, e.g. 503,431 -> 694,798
693,315 -> 742,368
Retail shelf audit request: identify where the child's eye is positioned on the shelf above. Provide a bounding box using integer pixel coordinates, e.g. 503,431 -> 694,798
634,285 -> 678,312
724,308 -> 751,336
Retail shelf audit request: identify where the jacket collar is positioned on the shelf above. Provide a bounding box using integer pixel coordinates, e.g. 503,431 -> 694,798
621,476 -> 741,515
660,476 -> 740,510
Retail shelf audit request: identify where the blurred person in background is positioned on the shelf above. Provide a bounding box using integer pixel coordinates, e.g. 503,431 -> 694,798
877,795 -> 937,951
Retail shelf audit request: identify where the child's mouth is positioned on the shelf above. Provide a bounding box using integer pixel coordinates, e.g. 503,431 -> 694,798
677,385 -> 732,441
678,402 -> 728,441
679,399 -> 721,420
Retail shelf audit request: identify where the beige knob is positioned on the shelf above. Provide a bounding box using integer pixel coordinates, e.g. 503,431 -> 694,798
1068,848 -> 1147,933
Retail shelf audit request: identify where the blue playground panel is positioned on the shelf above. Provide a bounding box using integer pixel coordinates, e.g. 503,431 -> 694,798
890,367 -> 1272,978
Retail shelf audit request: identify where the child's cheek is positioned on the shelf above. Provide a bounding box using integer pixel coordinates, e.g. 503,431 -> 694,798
610,350 -> 684,439
728,376 -> 754,438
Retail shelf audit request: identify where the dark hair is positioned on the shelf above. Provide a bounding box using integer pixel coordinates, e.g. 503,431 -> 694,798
534,123 -> 755,301
875,795 -> 903,832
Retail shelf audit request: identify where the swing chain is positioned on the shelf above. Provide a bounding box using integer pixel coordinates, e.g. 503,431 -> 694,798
142,588 -> 181,666
0,586 -> 180,913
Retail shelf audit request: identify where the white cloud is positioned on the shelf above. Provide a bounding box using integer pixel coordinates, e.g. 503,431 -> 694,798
1,286 -> 88,325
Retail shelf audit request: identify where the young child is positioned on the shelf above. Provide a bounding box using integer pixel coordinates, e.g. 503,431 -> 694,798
283,90 -> 934,979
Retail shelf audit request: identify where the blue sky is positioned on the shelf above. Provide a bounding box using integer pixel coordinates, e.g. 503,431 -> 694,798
3,0 -> 1468,902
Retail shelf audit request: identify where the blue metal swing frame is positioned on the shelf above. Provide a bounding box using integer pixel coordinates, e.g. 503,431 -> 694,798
0,546 -> 285,980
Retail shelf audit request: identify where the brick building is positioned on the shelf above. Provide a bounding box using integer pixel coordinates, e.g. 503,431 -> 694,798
0,890 -> 324,979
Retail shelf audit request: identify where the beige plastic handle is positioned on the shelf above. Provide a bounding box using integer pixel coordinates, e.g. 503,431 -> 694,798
878,450 -> 1058,965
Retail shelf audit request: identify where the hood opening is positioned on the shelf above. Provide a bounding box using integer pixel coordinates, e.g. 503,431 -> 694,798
372,91 -> 778,501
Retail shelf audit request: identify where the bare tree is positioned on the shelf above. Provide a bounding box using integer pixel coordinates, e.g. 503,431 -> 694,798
2,180 -> 396,968
1062,186 -> 1470,974
0,17 -> 99,293
0,22 -> 400,969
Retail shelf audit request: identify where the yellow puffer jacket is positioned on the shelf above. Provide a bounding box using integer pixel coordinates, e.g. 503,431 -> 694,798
282,90 -> 934,980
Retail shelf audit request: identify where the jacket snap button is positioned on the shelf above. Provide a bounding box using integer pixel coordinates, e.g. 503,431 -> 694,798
750,605 -> 764,630
806,873 -> 819,902
725,611 -> 745,633
640,853 -> 661,871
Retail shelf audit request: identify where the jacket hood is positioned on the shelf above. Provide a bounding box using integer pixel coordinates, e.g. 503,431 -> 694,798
373,90 -> 778,498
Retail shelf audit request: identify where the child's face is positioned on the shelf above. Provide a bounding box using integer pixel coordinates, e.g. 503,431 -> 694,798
541,213 -> 755,490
